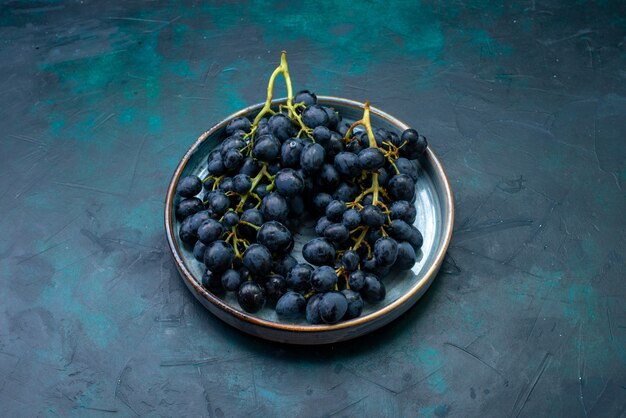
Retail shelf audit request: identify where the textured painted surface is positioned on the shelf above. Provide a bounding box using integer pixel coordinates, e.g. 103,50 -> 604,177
0,0 -> 625,416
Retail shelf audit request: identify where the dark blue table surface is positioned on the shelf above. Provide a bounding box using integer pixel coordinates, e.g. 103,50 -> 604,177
1,1 -> 625,416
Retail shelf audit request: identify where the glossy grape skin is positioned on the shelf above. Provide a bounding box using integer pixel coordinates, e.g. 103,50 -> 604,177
310,266 -> 338,292
394,241 -> 417,270
312,126 -> 331,145
222,212 -> 239,230
242,244 -> 273,278
261,193 -> 289,223
334,152 -> 361,178
319,292 -> 348,324
264,274 -> 287,305
341,289 -> 364,319
207,154 -> 226,176
360,205 -> 386,228
348,270 -> 366,291
388,174 -> 416,201
317,164 -> 340,190
286,263 -> 313,292
221,269 -> 242,291
275,168 -> 304,197
176,197 -> 204,220
221,136 -> 246,155
300,143 -> 326,174
225,116 -> 251,136
197,218 -> 225,244
313,193 -> 333,213
325,200 -> 346,222
179,216 -> 199,245
256,221 -> 294,254
346,138 -> 365,154
361,273 -> 386,303
273,255 -> 297,277
358,148 -> 385,171
223,148 -> 244,171
337,121 -> 351,136
324,223 -> 349,243
324,133 -> 345,161
305,293 -> 324,324
334,182 -> 360,202
324,106 -> 340,129
390,200 -> 417,224
337,250 -> 358,272
276,291 -> 306,318
237,281 -> 265,313
218,177 -> 234,193
302,104 -> 329,128
389,220 -> 423,250
342,208 -> 361,230
280,139 -> 303,168
303,238 -> 336,266
232,174 -> 252,194
252,134 -> 281,162
395,157 -> 418,182
294,90 -> 317,107
374,237 -> 399,267
268,113 -> 296,142
400,134 -> 427,159
202,269 -> 224,294
253,183 -> 270,200
206,191 -> 230,216
315,216 -> 332,236
193,240 -> 206,261
177,175 -> 202,197
203,240 -> 234,273
238,208 -> 263,239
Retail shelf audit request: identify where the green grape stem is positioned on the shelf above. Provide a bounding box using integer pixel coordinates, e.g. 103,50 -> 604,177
235,164 -> 271,213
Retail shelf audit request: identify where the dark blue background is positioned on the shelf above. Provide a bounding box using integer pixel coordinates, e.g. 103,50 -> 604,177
1,1 -> 624,416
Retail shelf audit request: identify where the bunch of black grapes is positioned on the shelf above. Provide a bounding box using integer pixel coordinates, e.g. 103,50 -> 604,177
175,88 -> 427,325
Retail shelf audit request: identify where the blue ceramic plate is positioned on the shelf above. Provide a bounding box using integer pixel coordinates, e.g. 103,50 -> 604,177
165,97 -> 454,344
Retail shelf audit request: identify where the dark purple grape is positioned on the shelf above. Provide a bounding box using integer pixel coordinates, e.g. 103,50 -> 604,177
334,152 -> 361,178
177,175 -> 202,197
232,174 -> 252,194
311,266 -> 338,292
238,208 -> 263,239
242,244 -> 273,278
225,117 -> 251,136
315,216 -> 332,236
313,193 -> 333,213
276,291 -> 306,318
286,263 -> 313,292
280,139 -> 303,168
203,240 -> 234,273
294,90 -> 317,107
206,191 -> 230,216
360,205 -> 385,228
302,104 -> 329,128
268,113 -> 296,142
193,240 -> 206,261
261,193 -> 289,223
302,238 -> 336,266
395,158 -> 418,182
237,281 -> 265,313
312,126 -> 331,145
256,221 -> 293,254
275,168 -> 304,197
341,289 -> 363,319
374,237 -> 399,267
300,143 -> 325,174
390,200 -> 417,224
176,197 -> 204,220
325,200 -> 346,222
306,293 -> 324,324
319,292 -> 348,324
341,250 -> 360,271
264,274 -> 287,305
324,223 -> 350,243
197,218 -> 225,244
202,269 -> 224,294
361,273 -> 386,303
342,208 -> 361,230
348,270 -> 366,291
252,134 -> 281,162
358,148 -> 385,171
221,269 -> 242,291
273,255 -> 297,277
394,241 -> 417,270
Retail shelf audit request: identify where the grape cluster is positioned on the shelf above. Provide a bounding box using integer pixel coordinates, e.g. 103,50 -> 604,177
174,52 -> 428,324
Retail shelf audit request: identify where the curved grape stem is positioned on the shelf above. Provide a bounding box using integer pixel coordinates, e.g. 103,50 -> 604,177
235,164 -> 271,213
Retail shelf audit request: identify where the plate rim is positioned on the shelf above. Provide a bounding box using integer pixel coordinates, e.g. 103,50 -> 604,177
164,95 -> 454,333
